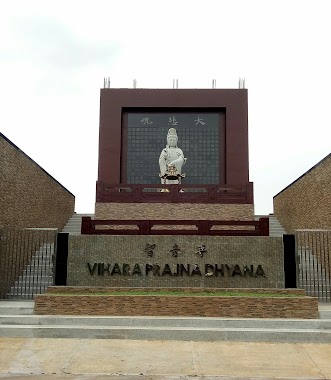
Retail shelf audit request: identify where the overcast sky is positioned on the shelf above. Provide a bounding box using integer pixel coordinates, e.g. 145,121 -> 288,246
1,0 -> 330,215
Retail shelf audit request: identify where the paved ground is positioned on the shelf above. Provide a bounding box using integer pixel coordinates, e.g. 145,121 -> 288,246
1,303 -> 331,379
1,338 -> 331,380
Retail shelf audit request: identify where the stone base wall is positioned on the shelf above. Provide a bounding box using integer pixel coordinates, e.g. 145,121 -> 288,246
273,154 -> 331,233
66,235 -> 285,289
95,203 -> 254,221
35,290 -> 318,319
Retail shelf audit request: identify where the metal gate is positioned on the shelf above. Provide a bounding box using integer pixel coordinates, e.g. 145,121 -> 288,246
296,230 -> 331,302
0,227 -> 57,300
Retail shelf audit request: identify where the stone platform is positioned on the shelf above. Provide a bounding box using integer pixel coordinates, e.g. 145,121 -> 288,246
1,301 -> 331,343
34,287 -> 318,319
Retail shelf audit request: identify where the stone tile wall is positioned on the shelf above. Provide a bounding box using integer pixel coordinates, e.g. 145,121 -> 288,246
95,203 -> 254,221
273,154 -> 331,233
34,292 -> 318,318
0,134 -> 75,229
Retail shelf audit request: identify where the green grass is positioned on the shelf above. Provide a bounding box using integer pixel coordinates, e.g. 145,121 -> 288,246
46,290 -> 304,298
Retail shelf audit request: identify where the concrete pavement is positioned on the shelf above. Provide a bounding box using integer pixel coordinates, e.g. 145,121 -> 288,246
1,338 -> 331,379
1,302 -> 331,379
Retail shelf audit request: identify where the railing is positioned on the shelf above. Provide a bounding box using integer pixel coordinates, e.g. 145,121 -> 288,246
96,182 -> 254,204
296,230 -> 331,302
0,227 -> 57,300
81,217 -> 269,236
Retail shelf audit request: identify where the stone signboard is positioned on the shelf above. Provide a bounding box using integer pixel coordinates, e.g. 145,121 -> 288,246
67,235 -> 284,288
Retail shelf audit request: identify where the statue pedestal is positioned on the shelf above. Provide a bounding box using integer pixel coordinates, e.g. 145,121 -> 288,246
160,164 -> 186,185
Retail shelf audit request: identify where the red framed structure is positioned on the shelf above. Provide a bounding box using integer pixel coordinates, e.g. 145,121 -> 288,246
97,88 -> 252,203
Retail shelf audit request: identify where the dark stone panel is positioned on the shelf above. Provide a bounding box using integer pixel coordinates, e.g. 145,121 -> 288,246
54,233 -> 69,286
126,113 -> 220,184
283,234 -> 297,288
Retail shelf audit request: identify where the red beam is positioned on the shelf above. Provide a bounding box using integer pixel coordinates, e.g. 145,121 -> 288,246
81,217 -> 269,236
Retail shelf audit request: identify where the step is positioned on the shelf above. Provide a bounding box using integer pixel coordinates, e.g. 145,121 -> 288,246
299,288 -> 330,293
32,252 -> 54,256
16,277 -> 53,282
12,285 -> 52,291
9,286 -> 52,294
30,250 -> 54,255
10,285 -> 53,292
1,301 -> 330,342
1,323 -> 331,342
13,280 -> 53,286
320,310 -> 331,319
299,285 -> 331,290
24,265 -> 53,271
6,294 -> 48,299
27,257 -> 53,262
14,278 -> 53,284
0,315 -> 331,329
0,301 -> 34,315
299,280 -> 331,285
299,268 -> 329,272
27,263 -> 53,268
304,293 -> 330,297
29,258 -> 53,264
61,214 -> 93,235
299,273 -> 330,278
25,262 -> 53,266
305,295 -> 330,300
4,294 -> 46,300
10,281 -> 52,287
301,285 -> 331,289
304,294 -> 330,299
22,270 -> 53,276
16,276 -> 53,282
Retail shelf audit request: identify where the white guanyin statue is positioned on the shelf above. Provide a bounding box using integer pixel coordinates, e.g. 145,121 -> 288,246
159,128 -> 187,184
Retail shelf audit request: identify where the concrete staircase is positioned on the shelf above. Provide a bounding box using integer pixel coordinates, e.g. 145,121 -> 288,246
6,243 -> 54,300
298,248 -> 331,301
61,213 -> 94,235
255,214 -> 287,237
1,301 -> 331,342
